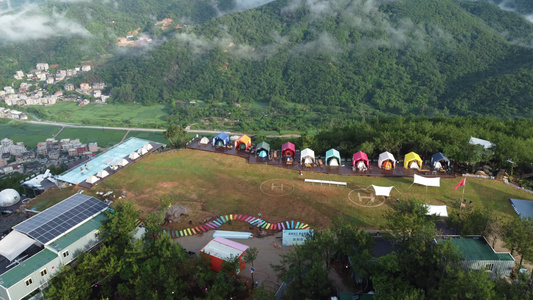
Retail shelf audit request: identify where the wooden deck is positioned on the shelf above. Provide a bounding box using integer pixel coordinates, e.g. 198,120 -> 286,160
186,138 -> 454,178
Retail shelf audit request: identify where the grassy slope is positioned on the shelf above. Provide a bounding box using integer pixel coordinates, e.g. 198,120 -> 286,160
30,149 -> 531,230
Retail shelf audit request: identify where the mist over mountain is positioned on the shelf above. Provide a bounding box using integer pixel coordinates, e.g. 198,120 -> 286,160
91,0 -> 533,123
3,0 -> 533,130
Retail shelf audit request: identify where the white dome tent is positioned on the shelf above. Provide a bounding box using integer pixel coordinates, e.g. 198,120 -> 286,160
300,148 -> 316,165
86,175 -> 99,184
97,170 -> 109,178
356,160 -> 367,171
0,189 -> 21,207
199,137 -> 210,145
137,147 -> 148,155
129,152 -> 140,160
143,143 -> 153,151
118,159 -> 129,167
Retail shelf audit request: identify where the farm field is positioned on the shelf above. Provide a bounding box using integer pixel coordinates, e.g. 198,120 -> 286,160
31,149 -> 533,231
0,120 -> 60,147
25,102 -> 168,128
127,131 -> 166,144
56,128 -> 127,148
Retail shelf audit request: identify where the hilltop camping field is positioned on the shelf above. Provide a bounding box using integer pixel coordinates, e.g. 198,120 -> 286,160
30,149 -> 533,230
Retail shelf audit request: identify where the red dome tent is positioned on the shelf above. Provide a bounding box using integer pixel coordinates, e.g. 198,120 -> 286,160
281,142 -> 295,157
352,151 -> 369,170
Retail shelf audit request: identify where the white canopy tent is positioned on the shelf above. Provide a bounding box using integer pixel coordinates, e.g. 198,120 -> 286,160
372,185 -> 394,197
0,231 -> 35,261
137,148 -> 148,155
378,152 -> 396,169
97,169 -> 109,178
86,175 -> 99,184
300,148 -> 316,164
408,174 -> 441,190
413,174 -> 440,187
129,152 -> 140,160
424,205 -> 448,217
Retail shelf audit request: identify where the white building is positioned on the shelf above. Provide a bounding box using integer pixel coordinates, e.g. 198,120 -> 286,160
0,138 -> 13,147
81,65 -> 91,72
14,71 -> 24,80
3,87 -> 14,94
0,194 -> 108,300
36,63 -> 49,71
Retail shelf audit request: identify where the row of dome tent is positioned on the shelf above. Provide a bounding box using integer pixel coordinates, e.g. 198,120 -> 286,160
259,141 -> 450,171
85,143 -> 153,185
199,134 -> 451,170
200,132 -> 253,150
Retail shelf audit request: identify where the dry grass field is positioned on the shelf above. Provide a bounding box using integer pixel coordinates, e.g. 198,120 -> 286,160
29,149 -> 533,231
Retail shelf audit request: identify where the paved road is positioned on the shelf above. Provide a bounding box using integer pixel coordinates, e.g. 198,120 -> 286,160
21,120 -> 301,137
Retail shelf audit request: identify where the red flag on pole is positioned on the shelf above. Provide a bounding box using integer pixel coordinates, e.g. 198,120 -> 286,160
454,178 -> 466,191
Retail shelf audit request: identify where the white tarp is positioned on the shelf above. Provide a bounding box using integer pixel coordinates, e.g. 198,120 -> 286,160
129,152 -> 140,160
424,205 -> 448,217
137,148 -> 148,155
413,174 -> 440,187
0,231 -> 35,261
372,185 -> 394,197
300,148 -> 315,164
97,170 -> 109,178
86,175 -> 99,184
199,137 -> 210,145
469,137 -> 495,149
378,151 -> 396,168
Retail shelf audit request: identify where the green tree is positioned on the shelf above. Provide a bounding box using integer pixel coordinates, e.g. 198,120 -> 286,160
244,247 -> 259,289
163,124 -> 188,148
502,216 -> 533,268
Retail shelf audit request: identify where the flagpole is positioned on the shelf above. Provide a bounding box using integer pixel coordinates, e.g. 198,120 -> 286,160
462,177 -> 466,200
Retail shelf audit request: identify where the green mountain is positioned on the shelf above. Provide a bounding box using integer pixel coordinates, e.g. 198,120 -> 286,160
0,0 -> 237,86
3,0 -> 533,131
92,0 -> 533,129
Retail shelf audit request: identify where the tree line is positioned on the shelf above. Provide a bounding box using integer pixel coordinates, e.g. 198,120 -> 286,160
44,201 -> 266,300
273,200 -> 533,299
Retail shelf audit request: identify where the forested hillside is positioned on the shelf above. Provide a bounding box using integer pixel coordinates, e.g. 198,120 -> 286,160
3,0 -> 533,131
94,0 -> 533,127
0,0 -> 248,86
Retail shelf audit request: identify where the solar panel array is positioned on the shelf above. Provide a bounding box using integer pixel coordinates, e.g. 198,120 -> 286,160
14,194 -> 107,244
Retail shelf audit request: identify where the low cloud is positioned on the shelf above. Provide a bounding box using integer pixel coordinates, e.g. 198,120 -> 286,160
478,0 -> 533,22
0,5 -> 90,43
233,0 -> 276,11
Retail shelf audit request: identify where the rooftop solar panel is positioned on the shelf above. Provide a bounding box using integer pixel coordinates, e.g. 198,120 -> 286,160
14,194 -> 107,244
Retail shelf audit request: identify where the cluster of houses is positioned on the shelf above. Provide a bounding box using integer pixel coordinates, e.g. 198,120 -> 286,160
0,137 -> 98,176
0,108 -> 28,121
0,63 -> 109,108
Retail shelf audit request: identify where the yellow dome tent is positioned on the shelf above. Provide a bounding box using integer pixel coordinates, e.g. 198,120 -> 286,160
404,152 -> 422,169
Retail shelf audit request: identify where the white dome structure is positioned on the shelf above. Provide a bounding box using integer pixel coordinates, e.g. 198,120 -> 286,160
0,189 -> 21,207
